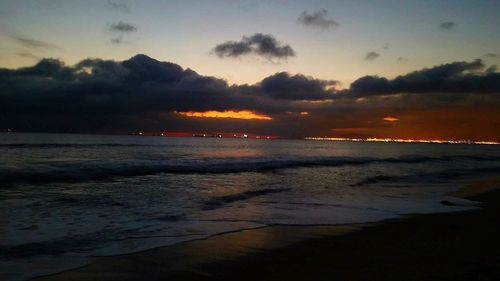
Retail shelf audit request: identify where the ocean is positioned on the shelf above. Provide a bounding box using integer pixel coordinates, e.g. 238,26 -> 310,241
1,133 -> 499,280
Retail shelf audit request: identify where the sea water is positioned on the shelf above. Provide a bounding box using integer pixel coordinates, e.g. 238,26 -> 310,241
1,133 -> 499,280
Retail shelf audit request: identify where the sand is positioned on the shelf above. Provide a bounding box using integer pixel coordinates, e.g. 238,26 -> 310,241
33,177 -> 500,281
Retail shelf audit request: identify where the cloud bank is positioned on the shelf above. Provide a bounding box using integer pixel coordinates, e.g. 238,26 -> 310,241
346,59 -> 500,98
1,55 -> 499,140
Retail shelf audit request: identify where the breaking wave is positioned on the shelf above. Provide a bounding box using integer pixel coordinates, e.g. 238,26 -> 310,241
353,166 -> 500,186
202,188 -> 290,210
0,155 -> 498,185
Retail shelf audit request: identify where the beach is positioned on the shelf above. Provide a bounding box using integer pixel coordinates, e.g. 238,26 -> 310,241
33,177 -> 500,281
2,1 -> 500,280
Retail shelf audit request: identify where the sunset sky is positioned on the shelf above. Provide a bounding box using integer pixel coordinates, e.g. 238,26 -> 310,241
1,0 -> 499,140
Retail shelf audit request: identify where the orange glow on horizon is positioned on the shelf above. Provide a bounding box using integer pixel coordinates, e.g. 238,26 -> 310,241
300,111 -> 309,116
383,116 -> 400,122
175,110 -> 272,120
331,127 -> 369,132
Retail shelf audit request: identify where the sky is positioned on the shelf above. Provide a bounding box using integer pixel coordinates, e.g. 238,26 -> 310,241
0,0 -> 500,140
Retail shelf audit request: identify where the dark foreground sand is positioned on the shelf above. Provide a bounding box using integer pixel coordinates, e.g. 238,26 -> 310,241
34,178 -> 500,281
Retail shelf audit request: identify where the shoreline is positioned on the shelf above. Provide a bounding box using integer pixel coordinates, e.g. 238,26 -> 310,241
32,176 -> 500,281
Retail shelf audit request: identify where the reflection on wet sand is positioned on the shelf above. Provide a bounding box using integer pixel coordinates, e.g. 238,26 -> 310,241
34,225 -> 363,281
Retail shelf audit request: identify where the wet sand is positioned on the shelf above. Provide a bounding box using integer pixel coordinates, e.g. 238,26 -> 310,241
34,178 -> 500,281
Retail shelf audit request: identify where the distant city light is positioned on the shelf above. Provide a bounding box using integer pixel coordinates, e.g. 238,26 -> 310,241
304,137 -> 499,145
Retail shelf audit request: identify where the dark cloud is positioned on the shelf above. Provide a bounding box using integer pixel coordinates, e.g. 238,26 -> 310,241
256,72 -> 337,100
107,21 -> 136,44
439,21 -> 456,30
397,57 -> 409,63
17,52 -> 40,60
108,21 -> 137,33
107,0 -> 130,12
109,36 -> 131,45
297,9 -> 339,30
484,53 -> 498,58
9,36 -> 63,51
0,55 -> 286,133
0,55 -> 499,140
110,36 -> 123,44
347,59 -> 500,98
213,41 -> 252,58
364,51 -> 380,61
213,33 -> 295,60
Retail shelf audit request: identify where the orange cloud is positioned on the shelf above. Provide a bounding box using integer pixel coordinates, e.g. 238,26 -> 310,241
300,111 -> 309,116
383,116 -> 399,122
175,110 -> 272,120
